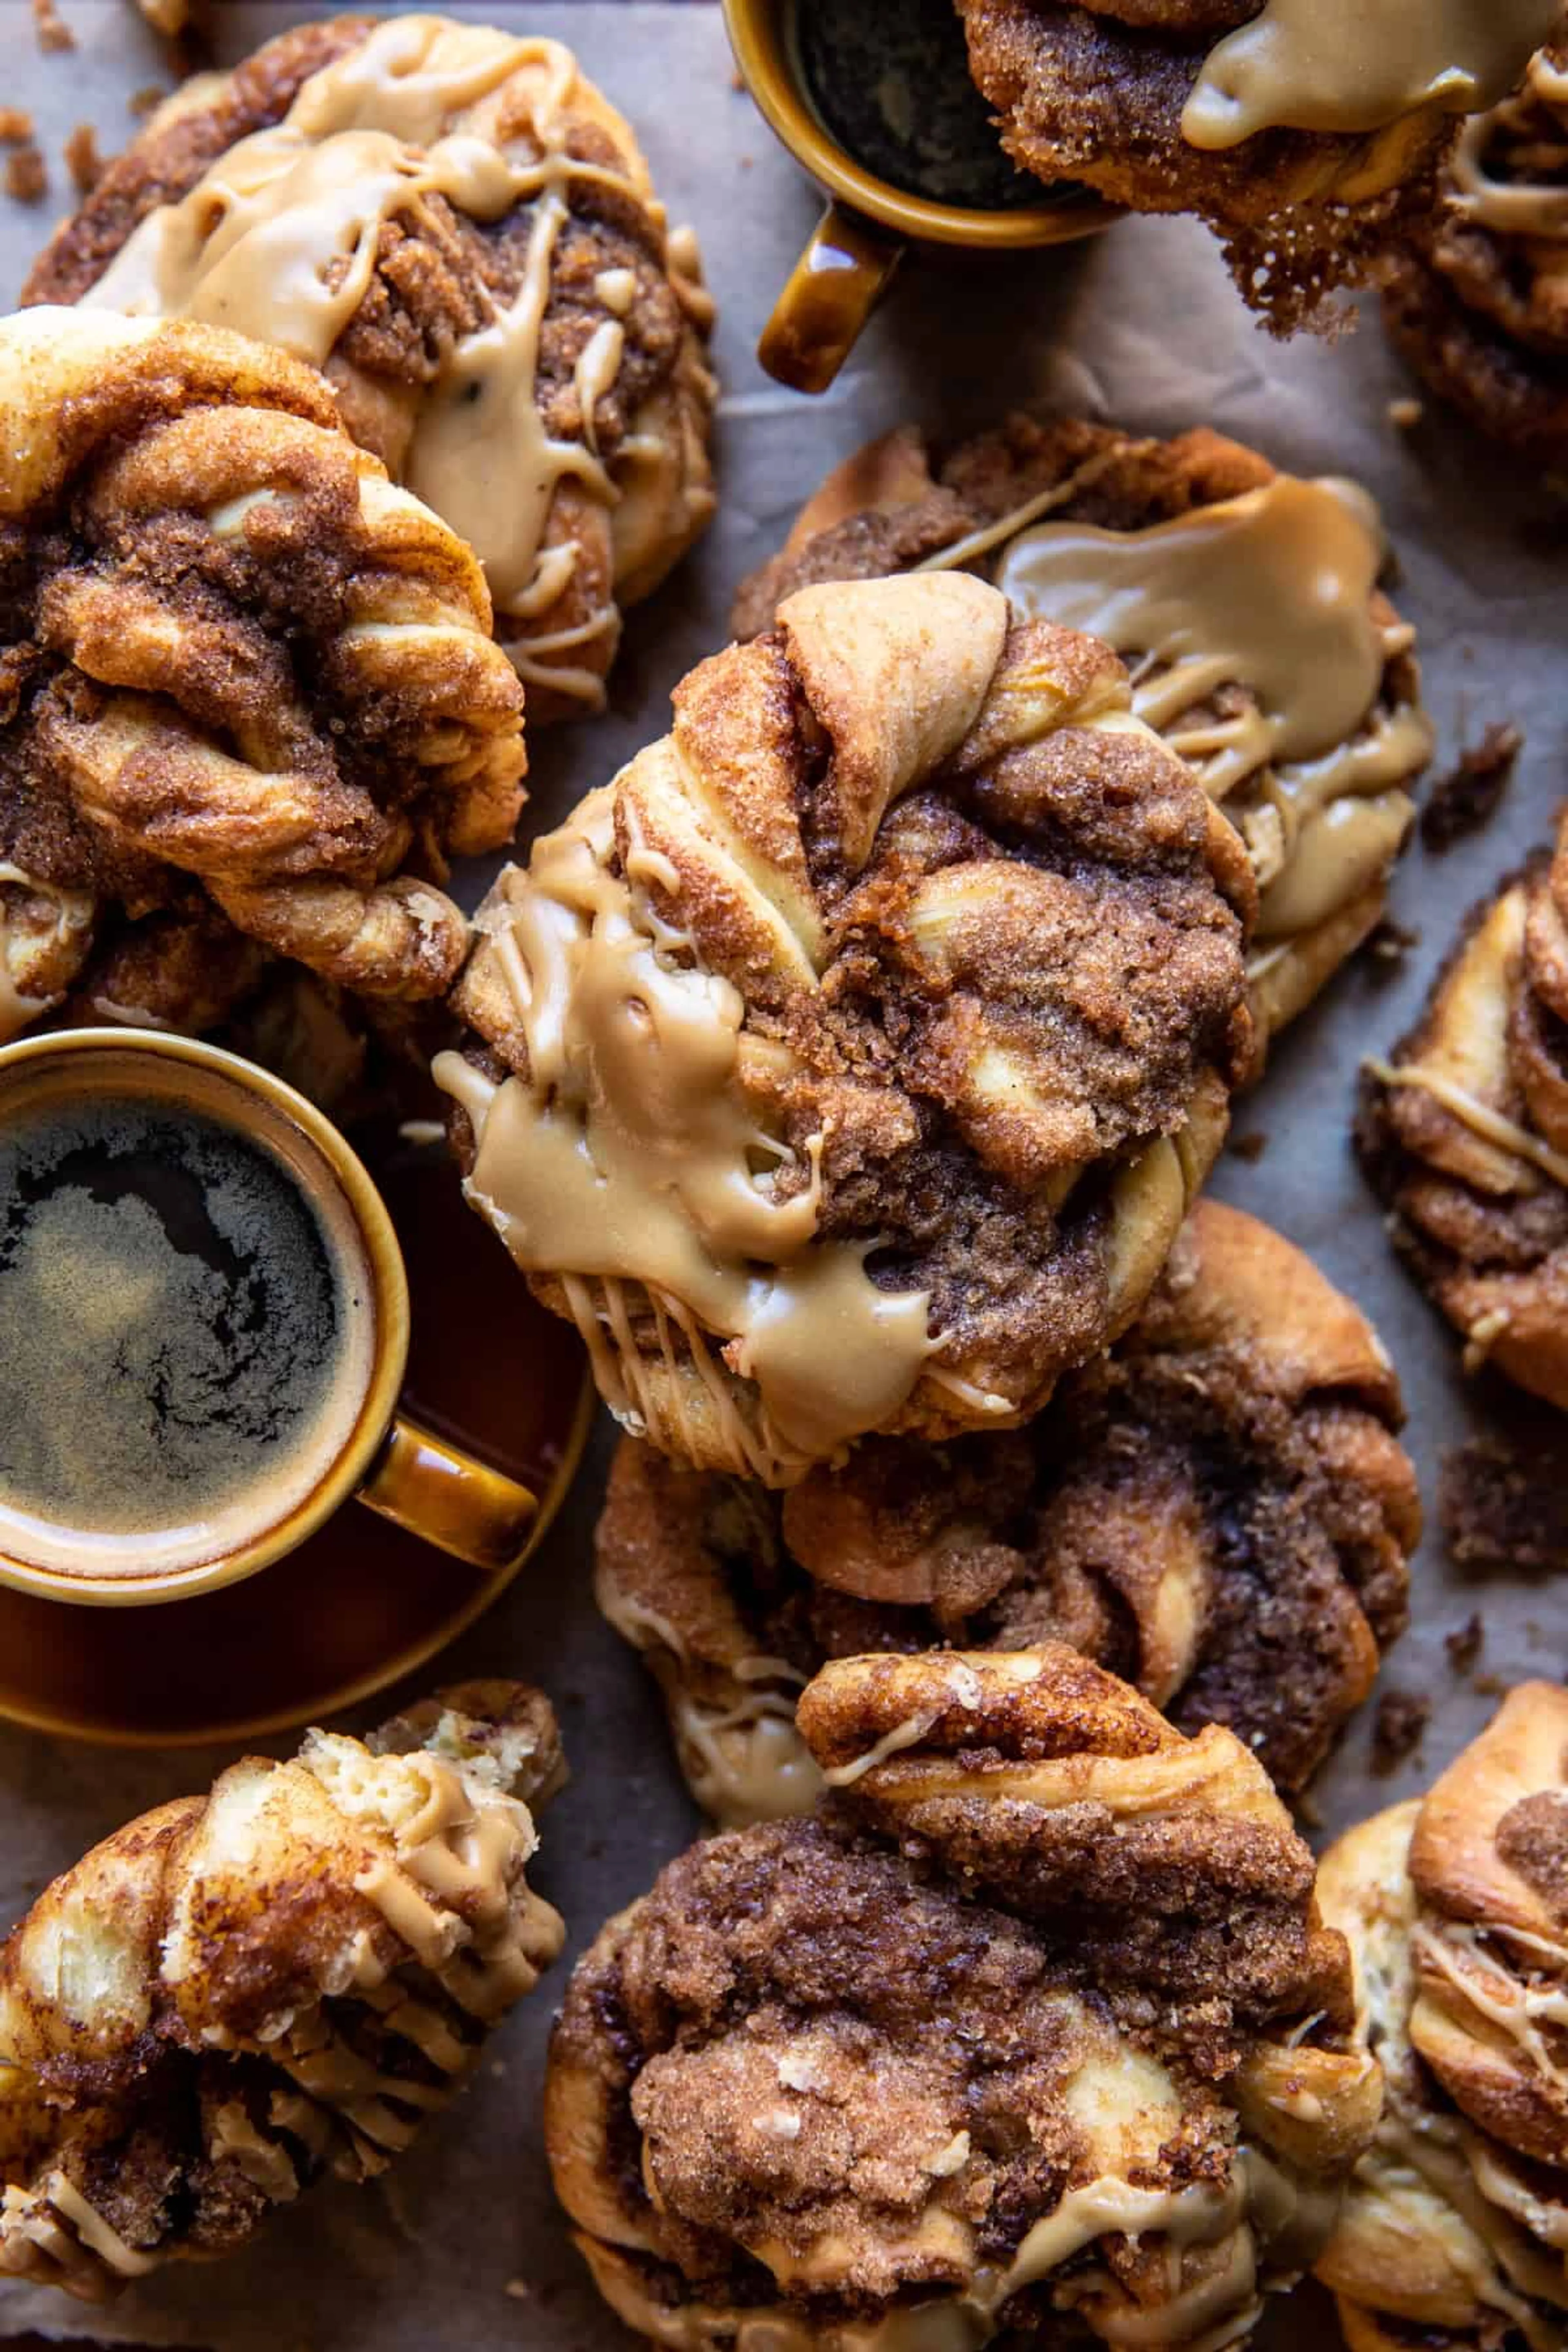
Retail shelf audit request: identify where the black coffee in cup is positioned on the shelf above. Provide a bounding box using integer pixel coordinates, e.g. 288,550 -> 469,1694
0,1089 -> 373,1579
790,0 -> 1038,210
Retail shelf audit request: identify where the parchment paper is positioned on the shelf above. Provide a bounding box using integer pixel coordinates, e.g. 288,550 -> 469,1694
1,5 -> 1566,2346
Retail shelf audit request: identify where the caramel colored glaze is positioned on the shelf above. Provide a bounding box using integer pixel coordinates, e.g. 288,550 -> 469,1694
1316,1684 -> 1568,2351
27,15 -> 718,722
732,418 -> 1429,1073
1183,0 -> 1551,150
441,571 -> 1254,1483
547,1646 -> 1380,2352
1382,22 -> 1568,466
0,1684 -> 564,2299
993,476 -> 1431,944
595,1198 -> 1419,1825
1359,815 -> 1568,1412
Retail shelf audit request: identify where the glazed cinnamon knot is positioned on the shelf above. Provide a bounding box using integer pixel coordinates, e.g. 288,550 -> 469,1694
25,11 -> 718,724
1384,20 -> 1568,467
953,0 -> 1556,331
1359,811 -> 1568,1413
1316,1682 -> 1568,2352
596,1199 -> 1419,1826
0,1681 -> 565,2303
546,1645 -> 1381,2352
0,307 -> 527,1041
437,571 -> 1255,1486
733,416 -> 1432,1075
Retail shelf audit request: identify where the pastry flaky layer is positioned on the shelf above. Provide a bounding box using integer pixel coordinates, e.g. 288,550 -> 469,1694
26,11 -> 718,725
1358,806 -> 1568,1413
953,0 -> 1557,330
1315,1682 -> 1568,2352
596,1198 -> 1420,1829
546,1644 -> 1382,2352
0,305 -> 526,1047
0,1681 -> 565,2303
1384,17 -> 1568,466
733,416 -> 1432,1078
437,571 -> 1255,1486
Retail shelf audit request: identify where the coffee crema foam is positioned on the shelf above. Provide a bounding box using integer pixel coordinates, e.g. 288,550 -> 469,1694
0,1092 -> 374,1579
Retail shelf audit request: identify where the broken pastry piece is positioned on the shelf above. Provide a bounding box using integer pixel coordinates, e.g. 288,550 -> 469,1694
1315,1681 -> 1568,2351
437,571 -> 1255,1486
733,417 -> 1432,1076
27,11 -> 718,723
1358,812 -> 1568,1413
953,0 -> 1557,330
0,307 -> 526,1047
1384,17 -> 1568,470
547,1645 -> 1382,2352
597,1199 -> 1419,1826
0,1681 -> 565,2301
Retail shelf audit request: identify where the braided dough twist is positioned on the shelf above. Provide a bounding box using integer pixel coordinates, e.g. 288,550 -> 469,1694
441,571 -> 1254,1484
547,1644 -> 1379,2352
1316,1683 -> 1568,2351
0,1681 -> 564,2302
1359,808 -> 1568,1411
25,12 -> 718,725
0,307 -> 526,1037
595,1198 -> 1419,1826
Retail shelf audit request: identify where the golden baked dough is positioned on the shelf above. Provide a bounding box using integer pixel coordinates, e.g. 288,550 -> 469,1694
1316,1683 -> 1568,2351
595,1198 -> 1420,1826
547,1644 -> 1381,2351
0,307 -> 526,1047
26,12 -> 718,724
953,0 -> 1556,330
1385,18 -> 1568,466
0,1681 -> 564,2302
734,417 -> 1431,1077
437,571 -> 1255,1485
1359,811 -> 1568,1412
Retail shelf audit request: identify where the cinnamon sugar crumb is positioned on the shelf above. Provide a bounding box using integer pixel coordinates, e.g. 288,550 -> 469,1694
1371,1690 -> 1430,1776
0,108 -> 34,142
1421,723 -> 1523,851
5,145 -> 47,202
64,122 -> 102,194
1443,1614 -> 1484,1675
32,0 -> 75,51
129,84 -> 168,116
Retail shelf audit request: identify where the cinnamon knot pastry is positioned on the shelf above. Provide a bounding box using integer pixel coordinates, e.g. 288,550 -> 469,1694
437,571 -> 1255,1486
1384,18 -> 1568,467
0,306 -> 527,1043
596,1199 -> 1419,1826
1316,1682 -> 1568,2351
953,0 -> 1557,330
546,1644 -> 1382,2351
1359,814 -> 1568,1412
25,11 -> 719,724
0,1680 -> 565,2302
733,417 -> 1431,1077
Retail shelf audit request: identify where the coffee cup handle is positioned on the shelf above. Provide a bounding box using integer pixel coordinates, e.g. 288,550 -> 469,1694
758,200 -> 903,393
357,1412 -> 539,1573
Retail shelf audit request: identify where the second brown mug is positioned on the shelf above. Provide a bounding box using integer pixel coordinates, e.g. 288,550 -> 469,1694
722,0 -> 1123,393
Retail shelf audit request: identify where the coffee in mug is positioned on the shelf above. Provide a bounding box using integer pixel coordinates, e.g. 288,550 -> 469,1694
0,1074 -> 376,1582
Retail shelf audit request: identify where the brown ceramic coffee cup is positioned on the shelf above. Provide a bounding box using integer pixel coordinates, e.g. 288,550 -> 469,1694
0,1029 -> 544,1607
723,0 -> 1122,392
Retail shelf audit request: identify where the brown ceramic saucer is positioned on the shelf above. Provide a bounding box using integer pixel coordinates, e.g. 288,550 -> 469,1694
0,1138 -> 592,1747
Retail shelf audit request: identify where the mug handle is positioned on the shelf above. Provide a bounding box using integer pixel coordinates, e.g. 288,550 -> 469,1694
357,1412 -> 539,1573
758,200 -> 904,393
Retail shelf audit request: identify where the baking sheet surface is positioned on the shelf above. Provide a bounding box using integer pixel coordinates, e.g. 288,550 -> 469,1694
1,4 -> 1566,2345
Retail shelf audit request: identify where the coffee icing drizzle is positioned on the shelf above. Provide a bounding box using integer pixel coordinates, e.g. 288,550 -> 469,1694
1180,0 -> 1552,151
989,474 -> 1432,958
82,16 -> 684,708
434,786 -> 938,1485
